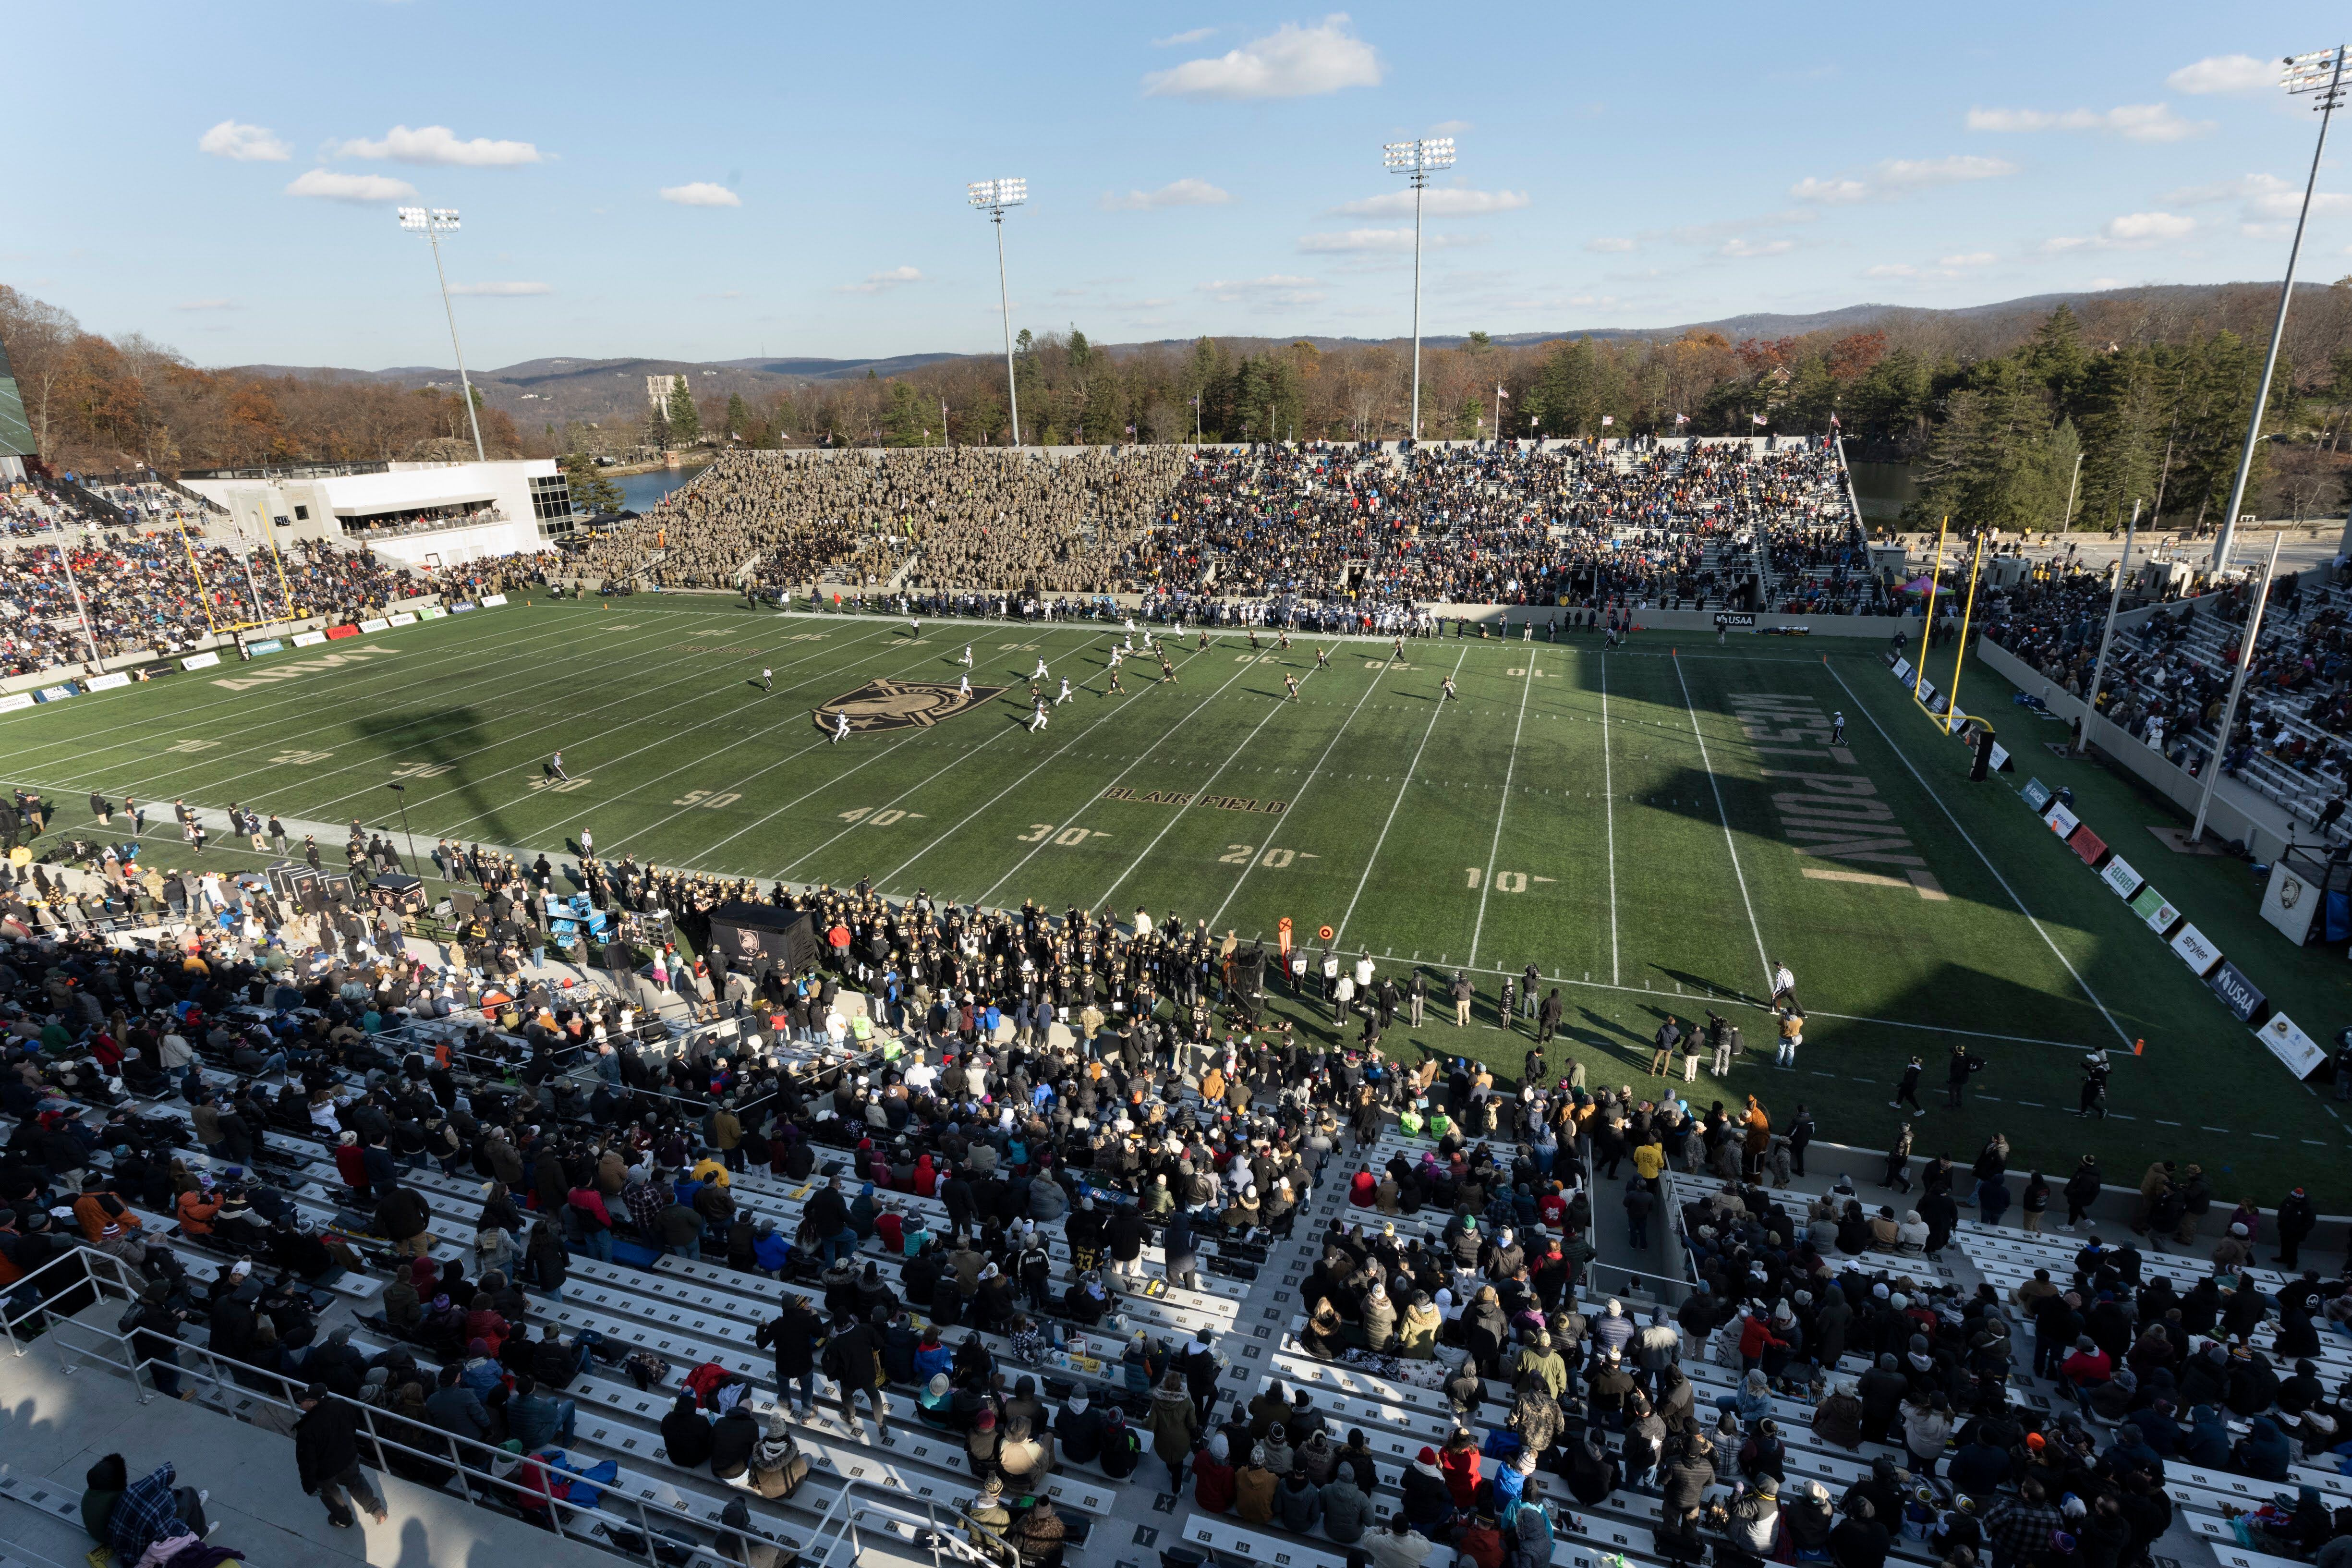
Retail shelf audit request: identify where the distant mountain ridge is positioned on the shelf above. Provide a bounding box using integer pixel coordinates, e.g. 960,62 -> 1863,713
226,280 -> 2321,427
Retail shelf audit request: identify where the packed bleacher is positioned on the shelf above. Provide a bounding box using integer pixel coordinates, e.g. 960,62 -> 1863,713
1984,566 -> 2352,841
568,438 -> 1868,620
0,535 -> 429,679
7,798 -> 2352,1568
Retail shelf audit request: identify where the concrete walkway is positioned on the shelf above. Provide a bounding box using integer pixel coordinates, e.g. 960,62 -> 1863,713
0,1321 -> 618,1568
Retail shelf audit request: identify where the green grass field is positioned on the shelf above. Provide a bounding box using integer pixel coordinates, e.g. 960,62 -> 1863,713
8,594 -> 2347,1206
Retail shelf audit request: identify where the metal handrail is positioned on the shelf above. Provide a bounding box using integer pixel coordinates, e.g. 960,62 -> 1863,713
2,1248 -> 786,1568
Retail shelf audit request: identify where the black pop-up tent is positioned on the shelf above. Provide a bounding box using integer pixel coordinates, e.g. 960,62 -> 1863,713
704,902 -> 820,975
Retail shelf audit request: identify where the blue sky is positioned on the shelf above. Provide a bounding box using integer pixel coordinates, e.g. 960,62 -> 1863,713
11,2 -> 2352,369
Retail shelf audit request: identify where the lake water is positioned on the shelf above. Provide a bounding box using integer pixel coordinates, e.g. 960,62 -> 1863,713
1847,460 -> 1918,522
616,462 -> 709,513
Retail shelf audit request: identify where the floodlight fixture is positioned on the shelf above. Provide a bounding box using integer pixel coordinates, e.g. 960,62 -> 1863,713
394,204 -> 486,462
969,176 -> 1030,445
2211,43 -> 2345,568
1384,138 -> 1458,441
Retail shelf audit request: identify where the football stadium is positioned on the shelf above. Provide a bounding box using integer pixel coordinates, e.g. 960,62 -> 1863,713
5,11 -> 2352,1568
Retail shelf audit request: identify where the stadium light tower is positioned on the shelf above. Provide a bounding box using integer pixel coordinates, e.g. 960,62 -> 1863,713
968,178 -> 1028,447
2211,45 -> 2344,570
396,206 -> 487,462
1382,136 -> 1455,442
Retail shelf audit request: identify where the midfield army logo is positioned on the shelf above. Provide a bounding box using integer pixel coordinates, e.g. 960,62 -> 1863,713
812,679 -> 1006,733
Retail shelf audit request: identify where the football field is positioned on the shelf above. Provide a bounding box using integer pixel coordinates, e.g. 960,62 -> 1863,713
8,593 -> 2346,1201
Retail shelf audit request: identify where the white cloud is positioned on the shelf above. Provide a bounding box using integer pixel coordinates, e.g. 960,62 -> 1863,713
2107,210 -> 2195,241
285,168 -> 418,203
1584,236 -> 1636,253
447,281 -> 552,296
836,266 -> 924,294
1721,238 -> 1796,258
174,297 -> 237,311
1792,155 -> 2013,205
335,124 -> 544,167
1867,251 -> 2000,281
199,120 -> 289,162
1100,177 -> 1232,210
1792,177 -> 1870,205
1152,26 -> 1214,46
660,182 -> 741,207
1966,103 -> 2210,143
2164,171 -> 2352,223
1331,187 -> 1530,218
2044,211 -> 2196,251
1296,227 -> 1482,252
2168,54 -> 2273,95
1200,273 -> 1326,307
1143,14 -> 1381,100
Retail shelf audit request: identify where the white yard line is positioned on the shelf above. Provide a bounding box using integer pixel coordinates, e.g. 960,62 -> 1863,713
1207,651 -> 1403,929
768,632 -> 1115,880
1673,650 -> 1772,992
974,645 -> 1256,908
1467,659 -> 1538,969
297,621 -> 901,833
106,613 -> 751,808
1096,652 -> 1342,912
1333,647 -> 1469,949
673,633 -> 1107,865
41,608 -> 682,794
1600,651 -> 1620,987
0,597 -> 600,756
1822,659 -> 2133,1047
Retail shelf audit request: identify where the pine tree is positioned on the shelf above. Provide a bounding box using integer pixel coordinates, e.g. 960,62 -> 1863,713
666,380 -> 702,445
724,392 -> 749,440
561,452 -> 624,515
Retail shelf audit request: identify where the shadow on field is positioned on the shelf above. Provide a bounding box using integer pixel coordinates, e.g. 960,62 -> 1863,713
349,706 -> 504,843
1650,964 -> 1760,1009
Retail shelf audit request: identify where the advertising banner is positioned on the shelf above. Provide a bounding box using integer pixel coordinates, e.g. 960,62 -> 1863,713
2043,802 -> 2080,839
358,618 -> 391,633
480,593 -> 509,608
291,631 -> 328,647
387,612 -> 417,627
33,684 -> 74,703
418,606 -> 446,620
2020,778 -> 2053,812
84,671 -> 132,692
2168,923 -> 2223,976
2255,1013 -> 2329,1078
2066,824 -> 2108,867
180,652 -> 221,670
325,625 -> 359,640
2130,884 -> 2181,936
2205,959 -> 2267,1023
243,639 -> 283,656
2098,855 -> 2144,900
0,692 -> 32,713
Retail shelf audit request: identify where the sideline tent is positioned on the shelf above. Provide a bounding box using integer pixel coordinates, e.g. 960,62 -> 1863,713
704,902 -> 819,974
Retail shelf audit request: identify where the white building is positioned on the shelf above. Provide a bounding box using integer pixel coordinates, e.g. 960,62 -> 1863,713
180,458 -> 573,567
647,374 -> 689,410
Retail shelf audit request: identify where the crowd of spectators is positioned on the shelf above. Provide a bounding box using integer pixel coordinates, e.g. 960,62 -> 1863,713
0,536 -> 432,680
1985,564 -> 2351,837
567,439 -> 1863,620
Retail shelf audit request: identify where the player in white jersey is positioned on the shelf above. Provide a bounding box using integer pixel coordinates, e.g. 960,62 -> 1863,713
960,644 -> 974,667
1441,676 -> 1458,702
760,667 -> 772,692
958,673 -> 971,698
831,711 -> 850,744
1033,656 -> 1049,681
908,617 -> 921,638
1028,701 -> 1049,733
1056,677 -> 1073,705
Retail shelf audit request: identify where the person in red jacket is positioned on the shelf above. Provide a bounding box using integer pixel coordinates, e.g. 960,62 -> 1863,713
2059,1335 -> 2112,1415
1738,1307 -> 1790,1372
1439,1427 -> 1482,1510
333,1131 -> 371,1201
1349,1167 -> 1378,1207
1192,1432 -> 1237,1513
